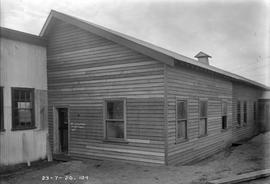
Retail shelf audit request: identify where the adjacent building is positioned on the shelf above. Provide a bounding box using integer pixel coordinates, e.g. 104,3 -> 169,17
0,28 -> 48,165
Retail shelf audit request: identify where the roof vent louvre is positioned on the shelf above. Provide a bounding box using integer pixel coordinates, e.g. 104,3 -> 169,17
194,52 -> 211,65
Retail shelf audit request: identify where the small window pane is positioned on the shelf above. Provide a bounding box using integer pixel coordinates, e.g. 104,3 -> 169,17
14,90 -> 20,101
222,116 -> 227,129
21,91 -> 26,102
18,102 -> 31,109
243,101 -> 247,123
200,101 -> 207,117
18,109 -> 32,124
107,101 -> 124,119
222,102 -> 227,115
237,101 -> 241,125
106,121 -> 124,139
177,120 -> 186,138
25,91 -> 30,101
177,101 -> 187,119
199,118 -> 207,136
221,101 -> 227,130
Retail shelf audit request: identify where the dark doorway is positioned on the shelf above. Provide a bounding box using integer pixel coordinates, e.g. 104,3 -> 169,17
58,108 -> 68,153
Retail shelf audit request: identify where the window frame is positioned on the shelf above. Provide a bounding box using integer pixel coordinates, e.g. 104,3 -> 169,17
199,100 -> 208,137
103,98 -> 127,142
221,100 -> 228,130
243,101 -> 247,125
0,86 -> 4,131
176,99 -> 188,142
11,87 -> 36,131
237,100 -> 241,126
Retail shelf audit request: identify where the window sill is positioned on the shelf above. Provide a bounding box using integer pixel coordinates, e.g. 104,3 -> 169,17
11,126 -> 36,131
0,129 -> 5,133
103,139 -> 129,144
175,138 -> 189,144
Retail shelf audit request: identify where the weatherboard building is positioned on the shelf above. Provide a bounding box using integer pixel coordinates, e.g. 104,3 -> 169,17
0,10 -> 269,166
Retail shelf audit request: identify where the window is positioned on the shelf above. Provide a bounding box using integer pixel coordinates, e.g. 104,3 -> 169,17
176,100 -> 187,140
104,99 -> 125,140
12,88 -> 35,130
221,101 -> 227,130
253,101 -> 257,122
199,100 -> 207,136
243,101 -> 247,125
0,87 -> 3,131
237,101 -> 241,126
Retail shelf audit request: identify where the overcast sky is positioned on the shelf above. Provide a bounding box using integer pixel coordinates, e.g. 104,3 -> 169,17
1,0 -> 269,86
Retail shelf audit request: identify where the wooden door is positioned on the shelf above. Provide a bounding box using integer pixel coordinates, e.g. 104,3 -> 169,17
58,108 -> 68,153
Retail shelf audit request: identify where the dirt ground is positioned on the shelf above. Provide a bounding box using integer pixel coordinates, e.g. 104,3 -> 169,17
1,132 -> 270,184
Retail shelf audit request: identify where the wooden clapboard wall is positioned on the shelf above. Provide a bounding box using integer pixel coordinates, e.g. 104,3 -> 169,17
231,82 -> 262,142
46,19 -> 165,165
165,63 -> 233,165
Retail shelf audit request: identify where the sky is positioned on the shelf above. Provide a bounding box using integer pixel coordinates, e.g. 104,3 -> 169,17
1,0 -> 270,86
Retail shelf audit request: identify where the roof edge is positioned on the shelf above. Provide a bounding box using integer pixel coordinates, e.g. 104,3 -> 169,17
174,58 -> 270,90
40,10 -> 269,90
1,27 -> 46,46
40,10 -> 175,66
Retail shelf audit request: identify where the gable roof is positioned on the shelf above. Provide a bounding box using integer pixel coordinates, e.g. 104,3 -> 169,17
195,52 -> 212,58
40,10 -> 269,90
1,27 -> 46,46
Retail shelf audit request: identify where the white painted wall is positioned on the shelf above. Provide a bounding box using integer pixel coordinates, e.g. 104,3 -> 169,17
0,37 -> 48,165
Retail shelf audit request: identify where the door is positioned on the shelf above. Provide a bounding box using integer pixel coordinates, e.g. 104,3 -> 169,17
58,108 -> 69,153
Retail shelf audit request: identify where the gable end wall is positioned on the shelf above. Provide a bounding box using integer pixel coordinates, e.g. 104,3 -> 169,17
46,19 -> 166,165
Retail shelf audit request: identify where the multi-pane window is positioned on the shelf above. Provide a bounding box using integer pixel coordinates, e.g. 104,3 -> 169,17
253,101 -> 257,122
199,100 -> 207,136
0,87 -> 4,131
105,100 -> 125,140
176,100 -> 187,139
221,101 -> 227,130
12,88 -> 35,130
243,101 -> 247,125
237,101 -> 241,126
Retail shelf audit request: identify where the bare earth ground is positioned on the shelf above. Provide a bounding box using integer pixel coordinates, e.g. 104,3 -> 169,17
1,132 -> 270,184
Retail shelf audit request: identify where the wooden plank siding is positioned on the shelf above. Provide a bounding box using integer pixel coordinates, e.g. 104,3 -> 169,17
165,63 -> 233,165
231,82 -> 262,142
46,19 -> 165,165
45,18 -> 265,166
